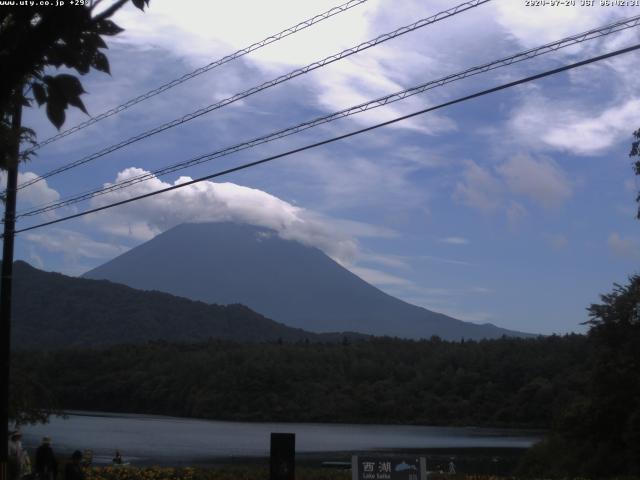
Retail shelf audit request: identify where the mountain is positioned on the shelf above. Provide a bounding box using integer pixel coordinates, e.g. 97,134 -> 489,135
8,261 -> 362,350
84,222 -> 533,340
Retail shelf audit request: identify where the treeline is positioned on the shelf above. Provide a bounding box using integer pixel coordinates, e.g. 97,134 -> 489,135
518,276 -> 640,478
15,334 -> 589,428
9,261 -> 361,350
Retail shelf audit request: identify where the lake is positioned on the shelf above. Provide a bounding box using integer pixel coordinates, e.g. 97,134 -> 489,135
22,411 -> 541,466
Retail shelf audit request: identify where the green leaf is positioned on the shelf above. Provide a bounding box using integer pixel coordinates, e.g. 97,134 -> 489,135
91,51 -> 110,74
47,44 -> 82,69
67,95 -> 88,115
46,98 -> 66,130
131,0 -> 149,10
32,82 -> 47,106
53,74 -> 86,99
87,33 -> 108,50
95,19 -> 124,36
44,74 -> 89,118
75,58 -> 91,75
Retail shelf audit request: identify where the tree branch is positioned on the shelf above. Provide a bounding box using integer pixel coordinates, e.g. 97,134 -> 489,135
92,0 -> 128,22
89,0 -> 106,11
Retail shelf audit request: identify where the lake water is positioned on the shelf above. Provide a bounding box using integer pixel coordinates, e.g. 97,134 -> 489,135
22,411 -> 541,465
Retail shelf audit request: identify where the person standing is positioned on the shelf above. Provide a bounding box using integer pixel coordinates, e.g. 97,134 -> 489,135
64,451 -> 85,480
8,431 -> 26,480
35,437 -> 57,480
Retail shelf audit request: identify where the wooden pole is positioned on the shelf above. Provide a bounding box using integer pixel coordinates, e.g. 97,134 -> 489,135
0,96 -> 22,480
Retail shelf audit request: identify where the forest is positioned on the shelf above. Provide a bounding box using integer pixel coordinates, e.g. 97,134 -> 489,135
14,334 -> 587,428
11,275 -> 640,477
8,261 -> 367,350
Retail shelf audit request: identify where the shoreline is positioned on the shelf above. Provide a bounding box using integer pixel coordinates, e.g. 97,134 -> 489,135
118,447 -> 527,476
22,411 -> 538,476
61,410 -> 547,433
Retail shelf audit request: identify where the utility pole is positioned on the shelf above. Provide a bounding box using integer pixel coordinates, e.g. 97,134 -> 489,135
0,94 -> 22,480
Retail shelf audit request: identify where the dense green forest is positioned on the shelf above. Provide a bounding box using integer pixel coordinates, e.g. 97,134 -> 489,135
15,334 -> 588,428
12,275 -> 640,478
519,276 -> 640,478
11,275 -> 640,477
8,261 -> 366,349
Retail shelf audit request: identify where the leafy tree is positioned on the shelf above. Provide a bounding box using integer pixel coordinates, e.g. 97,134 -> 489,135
581,276 -> 640,475
0,0 -> 150,431
630,129 -> 640,218
519,134 -> 640,477
1,0 -> 150,168
8,361 -> 60,427
519,277 -> 640,477
15,335 -> 589,429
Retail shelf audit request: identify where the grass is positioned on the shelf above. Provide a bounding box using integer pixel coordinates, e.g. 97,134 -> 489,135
81,465 -> 640,480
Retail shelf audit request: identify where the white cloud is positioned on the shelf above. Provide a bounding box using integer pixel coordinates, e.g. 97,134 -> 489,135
453,160 -> 503,212
399,295 -> 494,323
403,284 -> 493,297
505,84 -> 640,158
435,308 -> 493,323
349,266 -> 414,286
493,0 -> 640,159
0,171 -> 60,215
112,0 -> 463,136
470,286 -> 493,294
540,98 -> 640,156
544,233 -> 569,250
395,146 -> 444,168
299,151 -> 430,210
358,252 -> 410,269
491,0 -> 629,50
90,0 -> 640,160
453,154 -> 572,220
310,52 -> 458,135
506,201 -> 527,227
608,232 -> 640,259
359,251 -> 474,269
417,255 -> 474,267
28,250 -> 44,269
24,228 -> 129,260
114,0 -> 375,69
440,236 -> 469,245
498,154 -> 572,208
87,168 -> 395,266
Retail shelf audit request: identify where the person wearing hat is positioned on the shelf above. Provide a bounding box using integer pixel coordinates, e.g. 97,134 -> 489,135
64,451 -> 85,480
35,437 -> 57,480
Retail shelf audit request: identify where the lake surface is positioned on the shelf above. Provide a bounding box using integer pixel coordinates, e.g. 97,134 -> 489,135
22,411 -> 541,465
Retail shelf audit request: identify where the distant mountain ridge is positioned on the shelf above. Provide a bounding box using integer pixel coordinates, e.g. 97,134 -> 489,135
8,261 -> 363,350
84,222 -> 533,340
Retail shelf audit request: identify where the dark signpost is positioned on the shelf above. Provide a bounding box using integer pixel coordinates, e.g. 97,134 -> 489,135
352,456 -> 427,480
270,433 -> 295,480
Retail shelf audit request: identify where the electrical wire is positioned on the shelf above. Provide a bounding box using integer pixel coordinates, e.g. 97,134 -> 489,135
26,0 -> 370,153
9,42 -> 640,237
16,13 -> 640,219
13,0 -> 490,192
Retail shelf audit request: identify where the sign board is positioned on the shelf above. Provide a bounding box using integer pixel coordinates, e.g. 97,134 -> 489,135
352,456 -> 427,480
270,433 -> 295,480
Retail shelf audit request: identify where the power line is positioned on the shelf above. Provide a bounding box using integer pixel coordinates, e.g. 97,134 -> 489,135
13,0 -> 490,193
10,42 -> 640,237
16,14 -> 640,219
26,0 -> 370,153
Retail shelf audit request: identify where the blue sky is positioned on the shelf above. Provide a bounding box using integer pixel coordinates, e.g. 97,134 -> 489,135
8,0 -> 640,335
